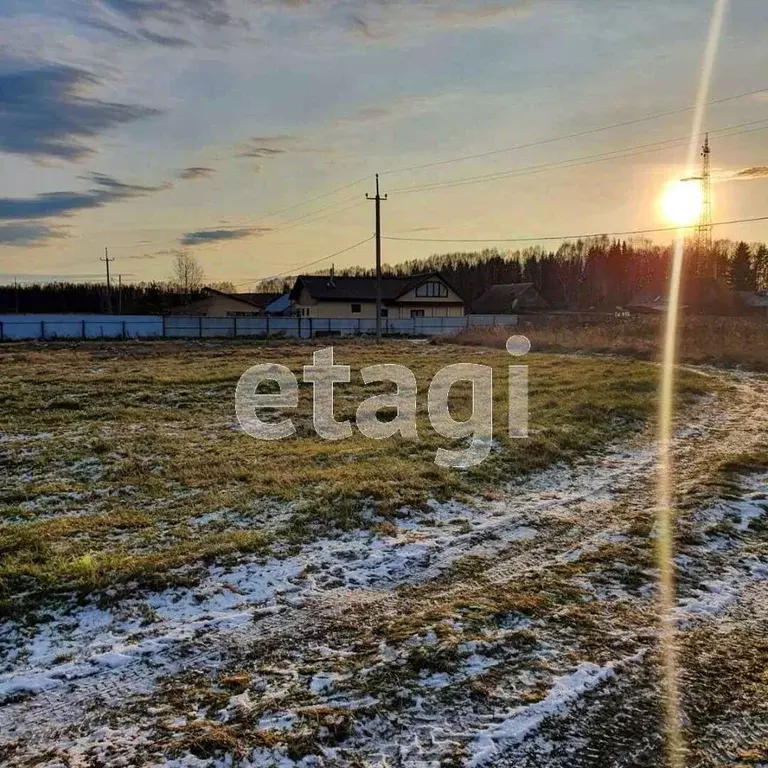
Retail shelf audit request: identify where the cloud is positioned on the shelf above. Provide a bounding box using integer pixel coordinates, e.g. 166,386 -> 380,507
237,146 -> 286,159
178,166 -> 216,180
101,0 -> 234,28
81,0 -> 240,47
0,173 -> 169,220
0,63 -> 160,161
435,1 -> 532,26
128,247 -> 182,260
0,222 -> 68,247
735,166 -> 768,179
235,135 -> 295,159
180,227 -> 270,246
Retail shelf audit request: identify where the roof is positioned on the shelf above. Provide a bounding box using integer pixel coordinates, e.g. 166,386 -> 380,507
263,292 -> 292,314
626,290 -> 668,313
169,289 -> 263,315
290,272 -> 464,303
629,278 -> 742,314
738,291 -> 768,308
232,291 -> 281,310
472,283 -> 549,314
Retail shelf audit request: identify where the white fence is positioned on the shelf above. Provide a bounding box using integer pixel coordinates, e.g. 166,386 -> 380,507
0,313 -> 518,341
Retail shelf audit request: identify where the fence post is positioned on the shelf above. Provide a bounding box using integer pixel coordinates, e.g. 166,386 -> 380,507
41,320 -> 45,340
466,314 -> 470,330
162,315 -> 167,338
309,318 -> 313,339
121,320 -> 126,340
198,316 -> 203,339
0,321 -> 3,342
266,314 -> 270,340
233,317 -> 238,338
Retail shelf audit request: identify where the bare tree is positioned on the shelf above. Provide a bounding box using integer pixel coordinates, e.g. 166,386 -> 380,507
170,251 -> 205,297
208,281 -> 237,294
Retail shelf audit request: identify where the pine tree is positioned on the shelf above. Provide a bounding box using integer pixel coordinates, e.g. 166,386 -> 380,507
729,242 -> 755,291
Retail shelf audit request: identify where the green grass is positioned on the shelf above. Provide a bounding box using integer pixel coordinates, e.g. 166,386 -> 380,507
0,339 -> 711,609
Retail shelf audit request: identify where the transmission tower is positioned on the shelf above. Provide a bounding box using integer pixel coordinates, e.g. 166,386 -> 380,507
695,134 -> 713,249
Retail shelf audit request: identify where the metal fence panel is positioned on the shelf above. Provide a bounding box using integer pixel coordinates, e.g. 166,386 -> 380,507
0,313 -> 519,341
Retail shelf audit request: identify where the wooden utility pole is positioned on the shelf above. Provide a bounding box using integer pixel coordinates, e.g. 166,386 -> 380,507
100,247 -> 114,314
366,174 -> 387,342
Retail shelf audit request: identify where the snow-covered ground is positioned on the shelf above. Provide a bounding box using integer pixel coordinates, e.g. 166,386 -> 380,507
1,369 -> 767,767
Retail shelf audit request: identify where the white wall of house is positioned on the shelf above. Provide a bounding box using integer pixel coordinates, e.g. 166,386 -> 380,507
294,300 -> 465,319
292,279 -> 465,319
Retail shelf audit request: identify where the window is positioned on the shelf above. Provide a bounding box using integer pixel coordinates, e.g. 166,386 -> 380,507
410,309 -> 425,318
351,303 -> 362,314
415,281 -> 449,298
380,308 -> 389,318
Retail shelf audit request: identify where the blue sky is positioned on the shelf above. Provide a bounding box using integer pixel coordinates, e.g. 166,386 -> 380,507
1,0 -> 767,285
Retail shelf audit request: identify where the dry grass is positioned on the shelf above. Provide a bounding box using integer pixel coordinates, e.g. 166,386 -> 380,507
452,315 -> 768,371
0,339 -> 709,611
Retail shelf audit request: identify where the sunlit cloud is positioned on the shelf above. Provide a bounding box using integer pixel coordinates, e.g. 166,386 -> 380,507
734,166 -> 768,179
177,166 -> 216,180
180,226 -> 271,245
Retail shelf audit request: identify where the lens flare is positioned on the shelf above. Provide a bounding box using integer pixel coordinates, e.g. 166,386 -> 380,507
657,2 -> 729,767
661,180 -> 703,227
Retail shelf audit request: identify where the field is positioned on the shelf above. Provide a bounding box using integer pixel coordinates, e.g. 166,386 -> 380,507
0,339 -> 767,767
453,315 -> 768,371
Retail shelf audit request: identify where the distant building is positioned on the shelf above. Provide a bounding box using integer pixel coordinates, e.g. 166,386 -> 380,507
290,272 -> 466,319
625,290 -> 669,315
232,292 -> 282,313
628,278 -> 743,316
737,290 -> 768,316
262,292 -> 292,316
471,283 -> 549,314
170,287 -> 263,316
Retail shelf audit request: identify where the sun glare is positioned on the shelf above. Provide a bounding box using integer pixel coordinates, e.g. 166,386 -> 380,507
661,179 -> 703,227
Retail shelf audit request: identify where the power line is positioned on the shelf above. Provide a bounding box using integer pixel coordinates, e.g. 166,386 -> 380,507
267,196 -> 361,232
388,118 -> 768,195
244,174 -> 371,223
232,236 -> 374,287
381,85 -> 768,176
381,214 -> 768,244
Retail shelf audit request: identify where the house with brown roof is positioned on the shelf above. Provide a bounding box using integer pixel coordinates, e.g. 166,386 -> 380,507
471,283 -> 549,314
170,287 -> 264,316
289,272 -> 466,319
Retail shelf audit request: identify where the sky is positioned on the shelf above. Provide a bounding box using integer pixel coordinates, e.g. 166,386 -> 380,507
1,0 -> 767,287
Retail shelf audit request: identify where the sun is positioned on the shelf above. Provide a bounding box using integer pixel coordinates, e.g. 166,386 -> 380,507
661,179 -> 703,227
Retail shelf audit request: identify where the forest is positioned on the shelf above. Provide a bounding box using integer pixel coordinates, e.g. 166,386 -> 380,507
1,237 -> 766,315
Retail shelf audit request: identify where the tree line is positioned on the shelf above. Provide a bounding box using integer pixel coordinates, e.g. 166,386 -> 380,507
336,237 -> 768,311
3,238 -> 767,315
